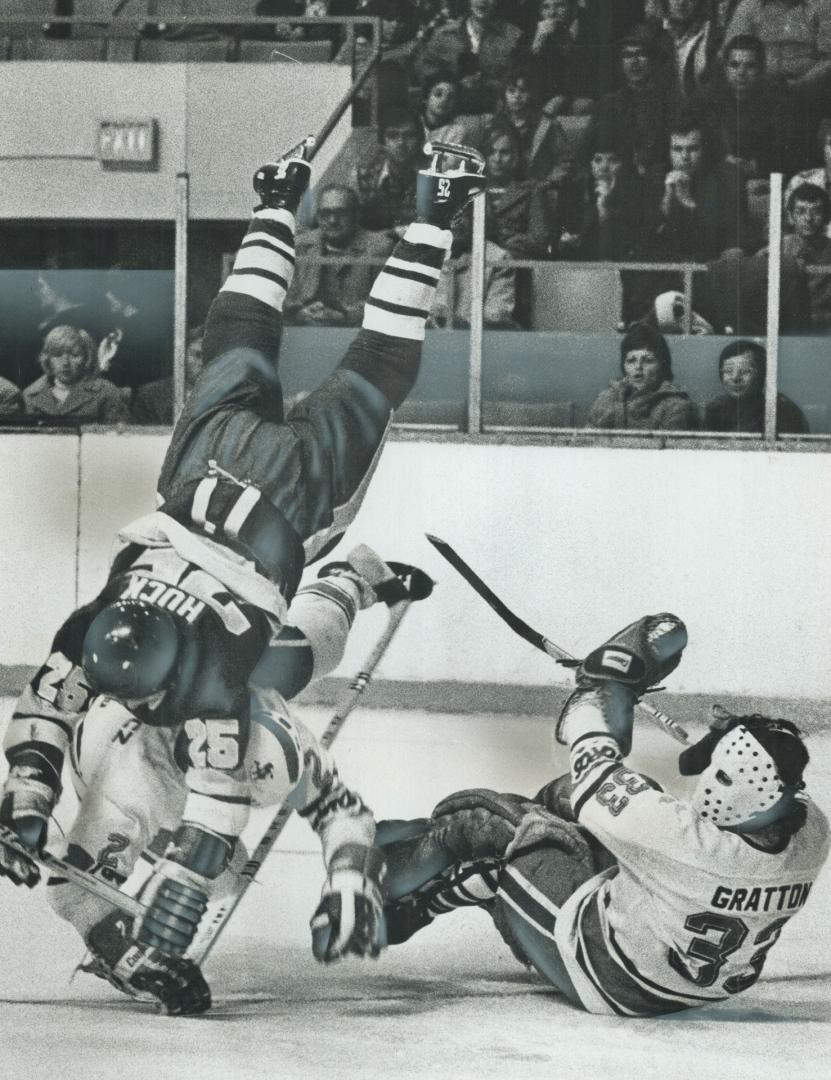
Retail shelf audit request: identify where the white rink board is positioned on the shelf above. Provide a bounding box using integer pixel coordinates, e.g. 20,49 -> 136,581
2,433 -> 831,697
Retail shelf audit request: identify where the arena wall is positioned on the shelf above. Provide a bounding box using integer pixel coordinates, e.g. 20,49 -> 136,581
1,430 -> 830,701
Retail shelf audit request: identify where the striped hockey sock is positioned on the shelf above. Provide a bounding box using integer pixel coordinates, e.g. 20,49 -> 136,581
425,859 -> 501,917
220,208 -> 297,313
362,222 -> 452,341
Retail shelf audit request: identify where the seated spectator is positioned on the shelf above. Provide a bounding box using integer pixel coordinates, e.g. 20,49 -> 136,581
131,326 -> 205,426
586,323 -> 698,430
559,138 -> 655,260
419,75 -> 492,151
23,326 -> 128,423
649,0 -> 720,101
657,111 -> 756,260
484,124 -> 552,258
703,339 -> 809,433
494,68 -> 574,187
526,0 -> 611,114
0,374 -> 21,418
583,24 -> 674,185
429,212 -> 518,328
412,0 -> 524,114
286,185 -> 395,326
784,117 -> 831,238
781,182 -> 831,329
692,34 -> 799,179
335,2 -> 420,123
353,111 -> 423,233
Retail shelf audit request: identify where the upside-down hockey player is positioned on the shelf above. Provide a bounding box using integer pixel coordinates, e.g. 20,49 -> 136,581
378,615 -> 829,1016
0,138 -> 485,1014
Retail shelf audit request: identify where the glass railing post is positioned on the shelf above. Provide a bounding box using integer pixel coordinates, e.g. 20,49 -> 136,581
467,192 -> 486,433
173,171 -> 189,422
765,173 -> 783,444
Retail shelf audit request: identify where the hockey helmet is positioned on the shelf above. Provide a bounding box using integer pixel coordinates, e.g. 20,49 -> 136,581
683,711 -> 808,832
82,600 -> 180,702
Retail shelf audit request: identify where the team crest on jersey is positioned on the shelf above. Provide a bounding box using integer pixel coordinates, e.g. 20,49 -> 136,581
250,760 -> 275,781
120,575 -> 206,624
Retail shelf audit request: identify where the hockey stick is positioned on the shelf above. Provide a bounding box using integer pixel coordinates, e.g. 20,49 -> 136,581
0,824 -> 146,920
426,534 -> 690,745
190,592 -> 415,965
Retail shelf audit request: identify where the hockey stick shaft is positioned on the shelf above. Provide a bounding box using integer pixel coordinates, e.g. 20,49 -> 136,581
191,596 -> 412,963
426,534 -> 689,745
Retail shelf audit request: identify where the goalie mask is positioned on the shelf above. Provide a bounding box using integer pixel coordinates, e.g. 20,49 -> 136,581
82,600 -> 180,704
681,712 -> 808,832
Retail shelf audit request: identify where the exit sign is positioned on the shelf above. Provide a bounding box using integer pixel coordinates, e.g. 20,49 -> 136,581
98,119 -> 159,170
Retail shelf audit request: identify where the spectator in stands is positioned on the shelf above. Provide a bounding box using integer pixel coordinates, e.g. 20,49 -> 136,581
253,0 -> 354,54
484,123 -> 548,263
0,374 -> 21,419
23,326 -> 128,423
353,111 -> 423,233
97,269 -> 173,388
526,0 -> 610,114
429,211 -> 518,328
419,75 -> 491,151
130,326 -> 205,426
692,34 -> 798,179
724,0 -> 831,97
782,182 -> 831,329
412,0 -> 524,114
584,24 -> 674,185
703,339 -> 810,433
784,118 -> 831,238
693,247 -> 812,333
494,68 -> 574,188
657,111 -> 755,260
649,0 -> 720,100
559,139 -> 654,260
586,323 -> 698,429
286,185 -> 394,326
336,1 -> 420,123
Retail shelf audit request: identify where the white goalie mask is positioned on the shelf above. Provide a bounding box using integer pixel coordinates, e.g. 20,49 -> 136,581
691,724 -> 795,830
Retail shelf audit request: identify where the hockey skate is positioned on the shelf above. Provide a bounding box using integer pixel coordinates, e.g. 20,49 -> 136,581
82,909 -> 211,1016
318,545 -> 434,609
253,134 -> 315,214
416,141 -> 487,228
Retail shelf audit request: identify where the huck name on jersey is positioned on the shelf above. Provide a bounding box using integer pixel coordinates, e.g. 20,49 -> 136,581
120,575 -> 206,624
711,881 -> 813,913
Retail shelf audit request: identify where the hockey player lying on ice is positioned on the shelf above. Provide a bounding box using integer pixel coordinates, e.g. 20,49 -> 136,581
0,137 -> 486,1014
379,614 -> 829,1016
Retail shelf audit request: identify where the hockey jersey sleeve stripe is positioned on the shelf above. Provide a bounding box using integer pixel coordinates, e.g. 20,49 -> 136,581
572,761 -> 620,821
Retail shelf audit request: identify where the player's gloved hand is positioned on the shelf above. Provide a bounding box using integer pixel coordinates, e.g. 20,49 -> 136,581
84,909 -> 211,1017
0,766 -> 57,888
311,843 -> 387,963
134,859 -> 210,957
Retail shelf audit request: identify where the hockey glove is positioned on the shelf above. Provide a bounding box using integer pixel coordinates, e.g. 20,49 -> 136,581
0,766 -> 57,887
311,843 -> 387,963
84,909 -> 211,1017
135,859 -> 210,957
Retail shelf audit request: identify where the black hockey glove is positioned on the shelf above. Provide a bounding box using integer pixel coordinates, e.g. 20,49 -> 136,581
311,843 -> 387,963
0,765 -> 57,887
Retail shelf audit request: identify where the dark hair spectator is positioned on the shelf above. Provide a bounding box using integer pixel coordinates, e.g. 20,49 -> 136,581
648,0 -> 720,101
703,339 -> 809,433
657,107 -> 755,260
495,67 -> 574,188
353,111 -> 424,233
526,0 -> 612,114
586,323 -> 699,430
419,74 -> 491,151
782,182 -> 831,329
784,117 -> 831,238
23,325 -> 128,423
412,0 -> 524,114
286,184 -> 395,326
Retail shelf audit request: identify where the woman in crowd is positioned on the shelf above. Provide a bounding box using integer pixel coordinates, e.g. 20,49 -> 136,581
703,339 -> 809,435
23,325 -> 129,423
484,123 -> 552,258
586,323 -> 698,430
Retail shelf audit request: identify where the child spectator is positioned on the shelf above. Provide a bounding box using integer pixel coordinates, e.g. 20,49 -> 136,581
703,338 -> 809,433
23,326 -> 128,423
781,182 -> 831,328
586,323 -> 698,430
784,118 -> 831,237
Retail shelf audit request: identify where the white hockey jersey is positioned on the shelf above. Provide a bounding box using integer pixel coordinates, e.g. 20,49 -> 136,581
554,732 -> 829,1016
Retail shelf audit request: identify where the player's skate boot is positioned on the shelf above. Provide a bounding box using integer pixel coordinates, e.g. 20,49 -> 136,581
416,141 -> 487,228
82,909 -> 211,1016
318,544 -> 434,609
253,134 -> 315,214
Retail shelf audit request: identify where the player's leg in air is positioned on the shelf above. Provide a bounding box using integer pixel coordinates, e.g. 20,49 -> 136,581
153,138 -> 487,601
